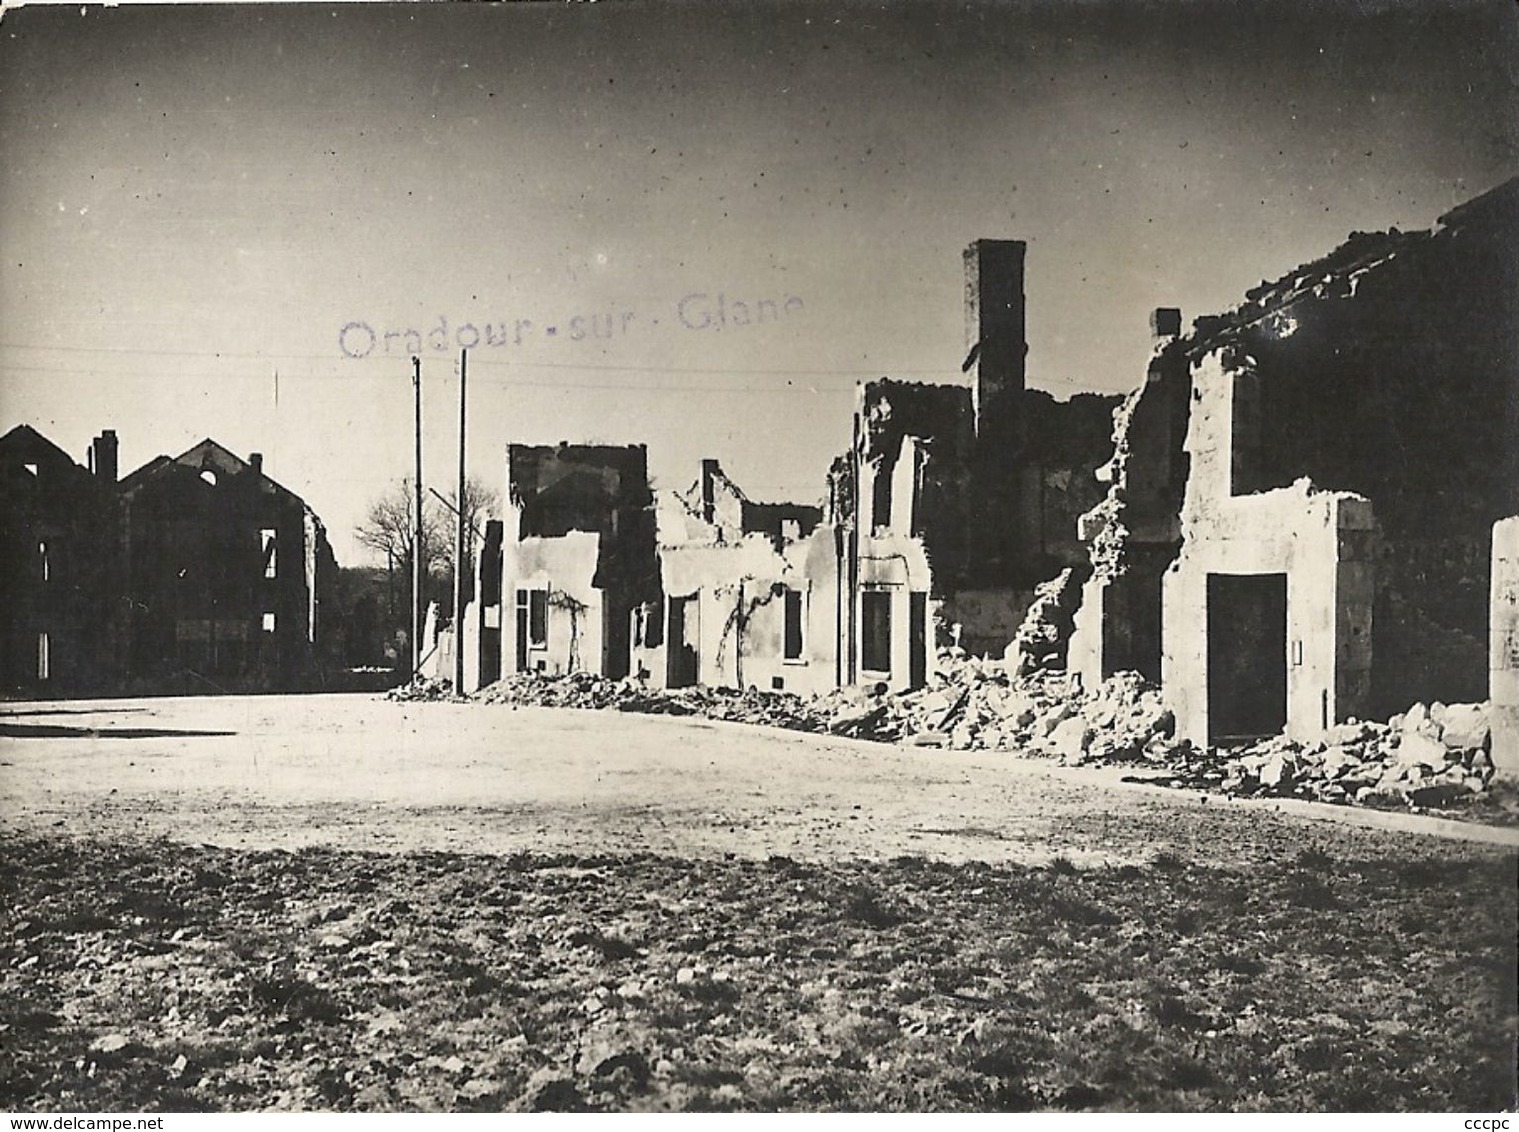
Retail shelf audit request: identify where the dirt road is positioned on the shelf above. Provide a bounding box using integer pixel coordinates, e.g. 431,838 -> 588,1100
3,693 -> 1514,865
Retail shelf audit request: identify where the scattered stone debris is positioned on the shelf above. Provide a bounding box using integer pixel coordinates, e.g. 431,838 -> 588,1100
458,658 -> 1512,822
476,673 -> 833,732
385,677 -> 458,703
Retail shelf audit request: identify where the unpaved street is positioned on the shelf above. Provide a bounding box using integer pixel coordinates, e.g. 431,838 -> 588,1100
4,694 -> 1516,1112
2,694 -> 1514,865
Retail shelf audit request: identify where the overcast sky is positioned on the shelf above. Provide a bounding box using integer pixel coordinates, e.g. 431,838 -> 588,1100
2,0 -> 1515,565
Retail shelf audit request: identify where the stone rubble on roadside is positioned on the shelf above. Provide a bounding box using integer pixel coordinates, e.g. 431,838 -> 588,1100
440,651 -> 1506,818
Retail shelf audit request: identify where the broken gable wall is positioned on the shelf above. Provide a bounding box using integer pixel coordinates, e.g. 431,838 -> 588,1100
506,529 -> 602,676
1183,180 -> 1518,718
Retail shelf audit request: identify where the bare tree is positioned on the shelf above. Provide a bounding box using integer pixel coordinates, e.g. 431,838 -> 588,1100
432,475 -> 501,603
354,477 -> 446,576
356,475 -> 500,630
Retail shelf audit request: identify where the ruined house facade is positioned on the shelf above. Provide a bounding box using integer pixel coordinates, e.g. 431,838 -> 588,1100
489,445 -> 836,694
638,460 -> 836,695
1073,178 -> 1519,749
0,426 -> 337,696
499,444 -> 660,682
115,439 -> 337,692
0,426 -> 120,694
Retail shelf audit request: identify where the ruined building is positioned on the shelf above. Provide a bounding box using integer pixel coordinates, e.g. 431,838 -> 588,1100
0,427 -> 337,695
0,426 -> 120,694
1073,177 -> 1519,748
499,443 -> 660,681
478,239 -> 1125,696
487,445 -> 835,694
636,460 -> 835,694
828,239 -> 1121,682
115,439 -> 337,692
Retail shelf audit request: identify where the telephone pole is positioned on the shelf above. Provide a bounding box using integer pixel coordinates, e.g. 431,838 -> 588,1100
453,348 -> 468,693
412,356 -> 423,681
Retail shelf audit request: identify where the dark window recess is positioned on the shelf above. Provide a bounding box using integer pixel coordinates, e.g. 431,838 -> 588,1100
638,601 -> 664,649
783,589 -> 804,660
872,461 -> 893,530
514,590 -> 529,672
861,589 -> 892,673
528,590 -> 549,648
909,591 -> 927,689
1230,368 -> 1265,495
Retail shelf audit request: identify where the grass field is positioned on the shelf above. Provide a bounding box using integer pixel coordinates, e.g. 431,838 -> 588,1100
3,833 -> 1514,1112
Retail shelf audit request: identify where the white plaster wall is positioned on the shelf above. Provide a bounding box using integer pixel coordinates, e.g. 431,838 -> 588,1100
652,528 -> 840,695
504,531 -> 603,676
1163,349 -> 1371,746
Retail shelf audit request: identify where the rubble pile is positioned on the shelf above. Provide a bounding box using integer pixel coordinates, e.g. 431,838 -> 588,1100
1146,700 -> 1501,810
816,654 -> 1173,762
385,676 -> 457,702
1004,568 -> 1086,678
458,657 -> 1508,817
475,671 -> 833,733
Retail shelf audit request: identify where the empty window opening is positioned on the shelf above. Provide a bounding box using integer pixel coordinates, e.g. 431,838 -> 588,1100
634,601 -> 664,649
528,589 -> 549,648
909,591 -> 928,689
781,518 -> 801,542
37,632 -> 50,681
200,469 -> 218,487
38,541 -> 49,583
861,588 -> 892,674
23,462 -> 38,477
1230,369 -> 1265,495
871,462 -> 893,531
261,612 -> 276,633
783,588 -> 805,661
260,529 -> 277,579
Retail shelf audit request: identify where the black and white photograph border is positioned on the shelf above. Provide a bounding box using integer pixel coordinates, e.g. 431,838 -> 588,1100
1,0 -> 1516,1115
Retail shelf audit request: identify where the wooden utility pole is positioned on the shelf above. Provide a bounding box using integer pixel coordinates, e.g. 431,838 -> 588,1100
453,349 -> 468,693
412,356 -> 423,680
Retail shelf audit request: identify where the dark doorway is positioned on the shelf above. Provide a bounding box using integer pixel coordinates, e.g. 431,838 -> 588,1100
666,595 -> 699,688
1207,572 -> 1288,744
603,598 -> 631,680
514,589 -> 529,673
860,588 -> 892,675
909,591 -> 927,689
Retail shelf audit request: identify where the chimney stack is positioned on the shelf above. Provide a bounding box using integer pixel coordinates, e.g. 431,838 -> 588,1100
249,452 -> 263,479
964,239 -> 1027,434
700,458 -> 719,524
91,430 -> 118,484
1150,307 -> 1183,341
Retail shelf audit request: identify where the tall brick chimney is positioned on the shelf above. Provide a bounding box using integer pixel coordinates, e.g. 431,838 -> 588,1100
964,239 -> 1027,435
91,430 -> 118,484
249,452 -> 263,480
700,458 -> 719,524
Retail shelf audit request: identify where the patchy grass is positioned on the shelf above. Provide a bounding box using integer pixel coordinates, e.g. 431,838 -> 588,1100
0,834 -> 1514,1112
